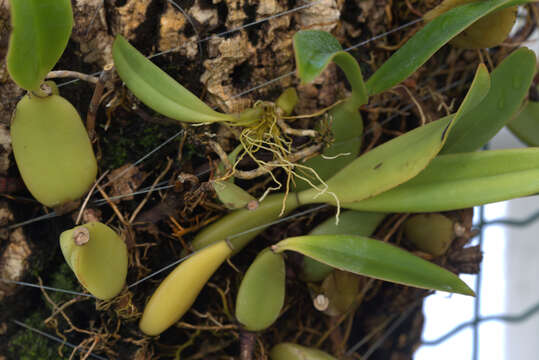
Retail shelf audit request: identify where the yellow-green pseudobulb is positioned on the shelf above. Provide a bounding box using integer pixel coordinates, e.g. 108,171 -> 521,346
403,214 -> 456,257
11,94 -> 97,207
425,0 -> 517,49
270,343 -> 337,360
236,248 -> 285,331
60,222 -> 128,300
140,240 -> 233,336
318,270 -> 361,316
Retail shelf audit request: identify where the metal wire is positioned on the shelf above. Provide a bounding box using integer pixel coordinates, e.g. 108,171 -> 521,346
472,203 -> 485,360
4,16 -> 427,231
8,2 -> 539,359
422,297 -> 539,346
12,320 -> 108,360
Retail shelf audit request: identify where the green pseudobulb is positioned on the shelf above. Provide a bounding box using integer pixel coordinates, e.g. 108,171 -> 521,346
404,214 -> 456,256
319,270 -> 361,316
11,93 -> 97,207
425,0 -> 517,49
270,343 -> 337,360
235,249 -> 285,331
60,222 -> 128,300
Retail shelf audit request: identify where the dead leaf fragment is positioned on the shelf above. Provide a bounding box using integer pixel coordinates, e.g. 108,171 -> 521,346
107,164 -> 147,202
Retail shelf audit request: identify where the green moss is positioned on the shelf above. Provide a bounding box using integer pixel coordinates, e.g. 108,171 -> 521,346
139,126 -> 163,148
102,136 -> 130,169
9,312 -> 64,360
101,122 -> 178,170
48,263 -> 79,305
181,142 -> 198,162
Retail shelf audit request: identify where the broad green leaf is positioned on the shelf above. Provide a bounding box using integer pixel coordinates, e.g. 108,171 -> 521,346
302,211 -> 386,282
235,249 -> 285,331
294,30 -> 368,106
299,62 -> 490,205
442,47 -> 537,153
7,0 -> 73,91
508,96 -> 539,146
309,211 -> 386,237
273,234 -> 474,295
366,0 -> 534,96
344,148 -> 539,212
112,35 -> 237,123
301,64 -> 483,195
298,115 -> 453,205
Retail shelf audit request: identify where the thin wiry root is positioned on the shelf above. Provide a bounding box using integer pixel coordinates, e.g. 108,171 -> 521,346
209,101 -> 344,218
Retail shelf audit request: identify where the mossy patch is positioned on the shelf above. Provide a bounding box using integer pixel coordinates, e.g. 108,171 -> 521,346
9,312 -> 64,360
100,121 -> 179,170
48,262 -> 79,305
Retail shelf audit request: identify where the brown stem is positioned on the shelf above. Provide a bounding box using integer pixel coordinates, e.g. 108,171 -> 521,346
240,330 -> 255,360
87,64 -> 114,141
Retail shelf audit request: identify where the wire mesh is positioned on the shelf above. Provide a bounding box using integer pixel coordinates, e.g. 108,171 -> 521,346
419,197 -> 539,360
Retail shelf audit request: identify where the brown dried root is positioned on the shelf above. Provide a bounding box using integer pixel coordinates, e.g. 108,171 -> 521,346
46,70 -> 99,84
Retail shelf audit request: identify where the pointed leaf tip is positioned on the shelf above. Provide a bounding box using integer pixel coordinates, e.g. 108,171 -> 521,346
274,234 -> 474,296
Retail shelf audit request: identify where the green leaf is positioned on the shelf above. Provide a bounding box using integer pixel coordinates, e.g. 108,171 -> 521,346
292,31 -> 366,191
299,62 -> 490,206
294,30 -> 368,106
299,115 -> 453,205
442,47 -> 537,153
7,0 -> 73,91
508,96 -> 539,147
443,63 -> 491,135
302,211 -> 386,282
236,249 -> 285,331
112,35 -> 235,123
344,148 -> 539,212
273,234 -> 474,296
294,30 -> 341,83
365,0 -> 534,96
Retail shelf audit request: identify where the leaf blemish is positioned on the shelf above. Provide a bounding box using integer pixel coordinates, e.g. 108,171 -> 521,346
374,162 -> 382,170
